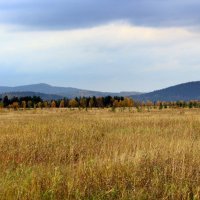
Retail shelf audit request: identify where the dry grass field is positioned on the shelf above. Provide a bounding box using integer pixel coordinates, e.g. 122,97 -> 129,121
1,108 -> 200,199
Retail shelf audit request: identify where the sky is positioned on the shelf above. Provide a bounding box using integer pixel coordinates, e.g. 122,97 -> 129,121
0,0 -> 200,92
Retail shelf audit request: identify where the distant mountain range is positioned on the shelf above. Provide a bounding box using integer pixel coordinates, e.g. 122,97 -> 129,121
0,83 -> 142,100
1,81 -> 200,101
131,81 -> 200,101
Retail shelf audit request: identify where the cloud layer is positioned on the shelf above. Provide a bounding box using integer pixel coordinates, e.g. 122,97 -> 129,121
0,0 -> 200,29
0,22 -> 200,91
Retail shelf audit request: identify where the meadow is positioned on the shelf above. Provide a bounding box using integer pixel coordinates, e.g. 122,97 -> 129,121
0,108 -> 200,199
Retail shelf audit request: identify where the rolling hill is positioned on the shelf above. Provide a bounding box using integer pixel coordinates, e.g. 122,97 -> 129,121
2,81 -> 200,102
0,83 -> 141,99
131,81 -> 200,102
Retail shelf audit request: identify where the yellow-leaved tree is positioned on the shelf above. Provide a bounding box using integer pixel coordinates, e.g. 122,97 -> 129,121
69,99 -> 79,108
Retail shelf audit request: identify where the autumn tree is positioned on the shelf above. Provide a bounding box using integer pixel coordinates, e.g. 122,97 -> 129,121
156,101 -> 161,108
80,98 -> 87,108
113,100 -> 120,108
43,101 -> 49,108
59,100 -> 65,108
37,102 -> 42,109
146,101 -> 153,108
89,98 -> 94,108
21,101 -> 26,109
69,99 -> 79,108
125,98 -> 134,107
51,101 -> 56,108
12,102 -> 19,110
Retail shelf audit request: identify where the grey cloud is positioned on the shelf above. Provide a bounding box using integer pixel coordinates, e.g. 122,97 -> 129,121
0,0 -> 200,29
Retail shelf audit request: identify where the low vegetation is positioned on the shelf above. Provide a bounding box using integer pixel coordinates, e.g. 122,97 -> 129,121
0,108 -> 200,199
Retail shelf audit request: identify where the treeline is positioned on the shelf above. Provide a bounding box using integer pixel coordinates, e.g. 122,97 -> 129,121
1,95 -> 200,110
0,96 -> 131,109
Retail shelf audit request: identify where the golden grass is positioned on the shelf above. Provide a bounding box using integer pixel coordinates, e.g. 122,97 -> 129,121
0,108 -> 200,199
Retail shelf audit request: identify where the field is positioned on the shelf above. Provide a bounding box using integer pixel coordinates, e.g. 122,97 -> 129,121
1,108 -> 200,199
